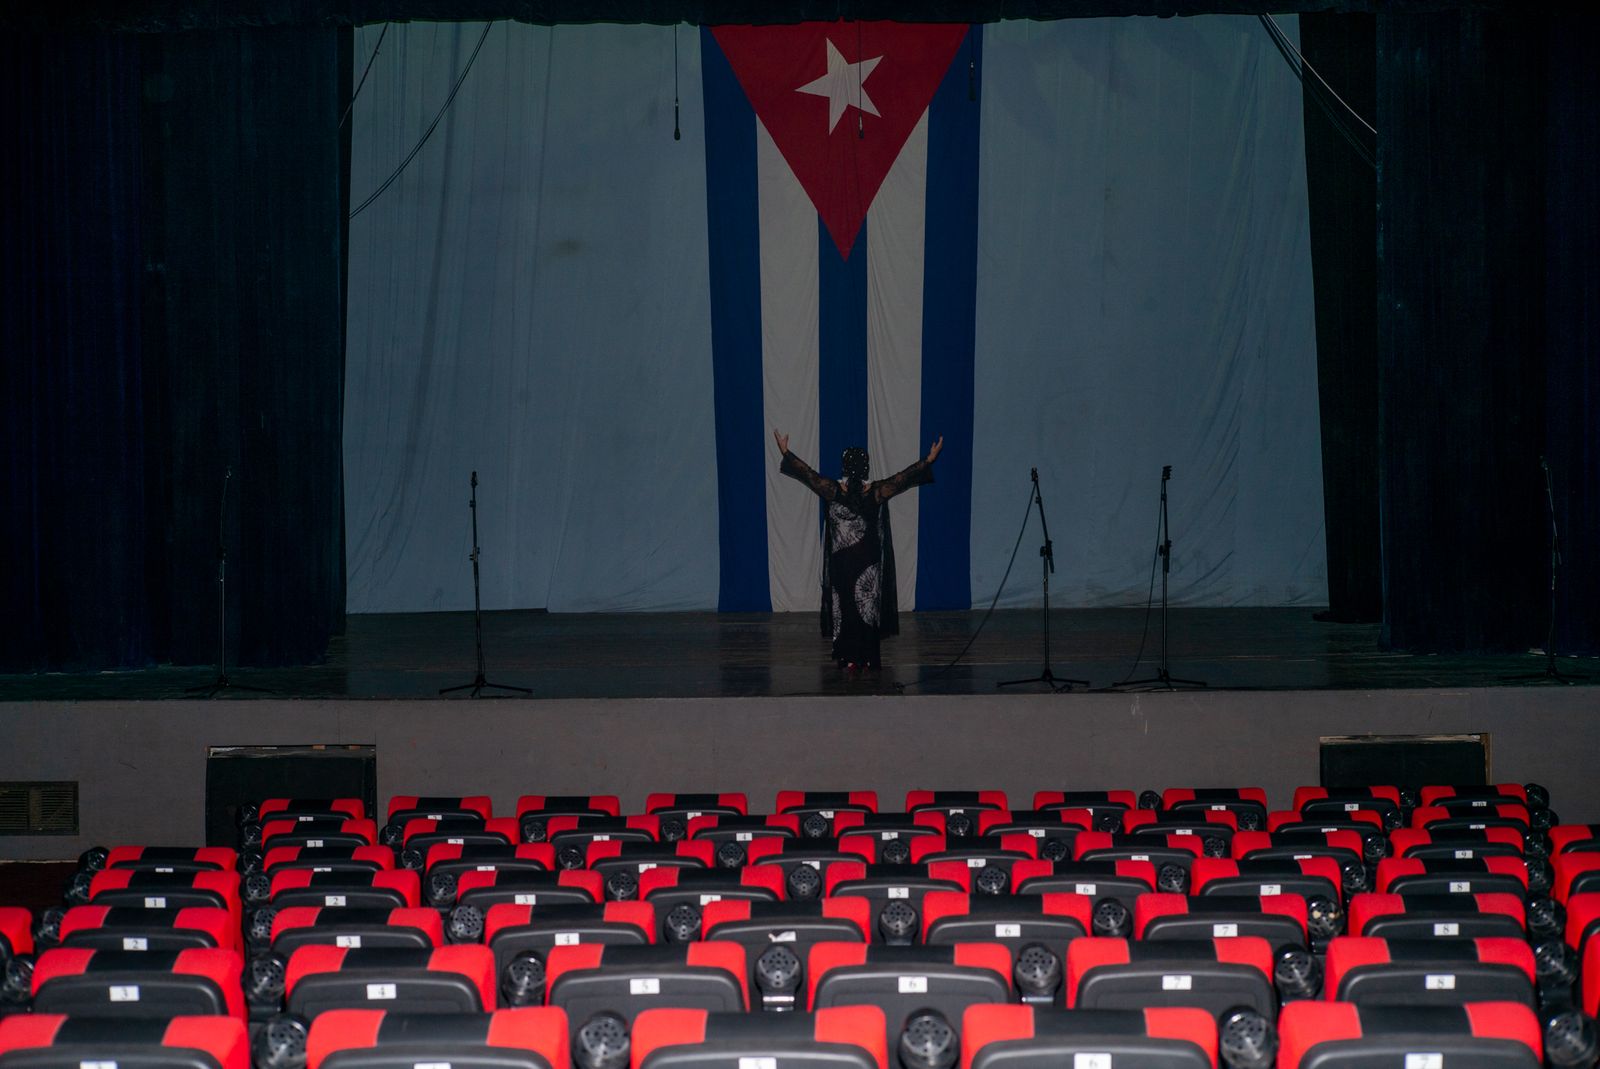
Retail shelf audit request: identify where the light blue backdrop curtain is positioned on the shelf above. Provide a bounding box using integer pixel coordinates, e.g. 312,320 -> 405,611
344,17 -> 1324,614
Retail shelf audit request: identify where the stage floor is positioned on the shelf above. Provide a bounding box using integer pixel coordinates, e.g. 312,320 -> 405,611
3,608 -> 1593,700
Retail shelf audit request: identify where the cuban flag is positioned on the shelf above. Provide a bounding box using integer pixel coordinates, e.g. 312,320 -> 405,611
702,22 -> 981,614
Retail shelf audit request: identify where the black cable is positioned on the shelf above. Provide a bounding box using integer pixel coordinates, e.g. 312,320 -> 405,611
1257,14 -> 1376,170
1113,491 -> 1164,686
349,20 -> 496,221
894,475 -> 1039,693
672,24 -> 681,141
338,22 -> 389,130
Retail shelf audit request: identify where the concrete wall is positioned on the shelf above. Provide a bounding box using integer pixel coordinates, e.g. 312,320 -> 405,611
0,687 -> 1592,858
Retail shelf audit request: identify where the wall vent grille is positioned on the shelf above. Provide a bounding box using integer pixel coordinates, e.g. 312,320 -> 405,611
0,782 -> 79,835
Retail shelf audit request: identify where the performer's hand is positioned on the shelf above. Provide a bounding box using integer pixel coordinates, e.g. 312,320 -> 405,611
773,429 -> 790,454
926,435 -> 944,463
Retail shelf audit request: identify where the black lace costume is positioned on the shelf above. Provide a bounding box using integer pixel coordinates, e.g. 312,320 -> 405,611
779,450 -> 934,668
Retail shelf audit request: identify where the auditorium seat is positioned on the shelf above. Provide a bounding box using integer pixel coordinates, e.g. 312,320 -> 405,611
1161,788 -> 1269,831
517,796 -> 622,843
544,943 -> 748,1034
1563,893 -> 1600,956
1266,810 -> 1386,840
646,795 -> 749,824
1553,852 -> 1600,903
0,1014 -> 249,1069
834,812 -> 948,848
388,795 -> 494,827
631,1007 -> 886,1069
549,817 -> 665,851
961,1003 -> 1217,1069
261,906 -> 445,955
0,910 -> 32,961
1276,1001 -> 1542,1069
584,841 -> 716,880
906,791 -> 1009,819
806,943 -> 1011,1063
1292,786 -> 1404,830
97,846 -> 237,874
1322,937 -> 1536,1008
775,791 -> 880,824
910,834 -> 1039,872
1229,830 -> 1367,869
1549,825 -> 1600,855
262,845 -> 396,875
285,944 -> 496,1018
1072,833 -> 1206,870
686,814 -> 800,845
1122,810 -> 1238,856
1009,859 -> 1159,911
305,1008 -> 571,1069
402,817 -> 521,856
977,808 -> 1094,846
262,818 -> 380,852
746,838 -> 874,881
1389,829 -> 1526,861
72,870 -> 240,926
921,892 -> 1093,957
1189,858 -> 1343,903
1133,893 -> 1308,946
263,869 -> 421,911
451,870 -> 604,912
30,947 -> 245,1020
52,905 -> 239,954
1374,858 -> 1529,899
824,861 -> 973,911
701,898 -> 872,996
637,867 -> 785,938
1420,785 -> 1531,809
1064,936 -> 1275,1016
258,797 -> 367,823
1032,791 -> 1138,831
1346,894 -> 1526,941
483,902 -> 655,981
421,844 -> 558,883
1410,806 -> 1531,836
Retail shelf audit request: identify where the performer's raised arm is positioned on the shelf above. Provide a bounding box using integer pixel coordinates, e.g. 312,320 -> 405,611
873,435 -> 943,503
774,429 -> 837,500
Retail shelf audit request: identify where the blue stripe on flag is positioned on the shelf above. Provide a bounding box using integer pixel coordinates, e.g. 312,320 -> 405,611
916,26 -> 981,610
701,29 -> 771,612
818,219 -> 870,498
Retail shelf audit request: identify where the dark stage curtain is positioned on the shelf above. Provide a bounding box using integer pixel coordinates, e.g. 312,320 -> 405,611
2,30 -> 344,673
1375,12 -> 1549,653
1299,13 -> 1380,624
1544,22 -> 1600,656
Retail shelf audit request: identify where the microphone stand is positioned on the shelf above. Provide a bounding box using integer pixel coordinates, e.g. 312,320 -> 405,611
1502,458 -> 1586,684
441,471 -> 531,698
188,467 -> 270,697
999,468 -> 1088,692
1114,465 -> 1206,691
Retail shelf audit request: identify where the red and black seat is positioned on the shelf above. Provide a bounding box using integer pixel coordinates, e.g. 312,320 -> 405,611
388,795 -> 494,827
30,947 -> 245,1020
905,791 -> 1008,820
285,944 -> 495,1017
402,818 -> 522,856
1374,858 -> 1528,899
1323,937 -> 1535,1007
546,816 -> 664,851
1276,1001 -> 1542,1069
75,870 -> 240,925
0,910 -> 32,961
1009,860 -> 1158,912
259,797 -> 366,823
637,867 -> 785,937
484,902 -> 655,981
1133,894 -> 1307,946
646,794 -> 749,824
1161,788 -> 1268,831
835,812 -> 948,850
1064,937 -> 1274,1015
962,1003 -> 1217,1069
518,795 -> 622,843
1293,787 -> 1404,830
423,844 -> 558,884
1189,858 -> 1343,904
701,898 -> 873,996
1347,894 -> 1525,941
824,862 -> 973,912
1229,830 -> 1367,869
776,791 -> 880,825
687,814 -> 800,846
1122,811 -> 1237,856
1389,829 -> 1525,861
266,869 -> 421,911
1409,806 -> 1531,837
1033,792 -> 1138,831
306,1007 -> 570,1069
1549,825 -> 1600,856
544,943 -> 748,1034
1583,935 -> 1600,1017
262,846 -> 395,876
100,847 -> 237,874
1072,833 -> 1206,870
265,907 -> 445,955
1563,893 -> 1600,956
921,893 -> 1092,957
1553,852 -> 1600,903
0,1014 -> 249,1069
632,1007 -> 886,1069
585,840 -> 716,879
1268,810 -> 1386,838
978,808 -> 1094,843
452,871 -> 604,912
807,943 -> 1011,1059
1419,786 -> 1530,810
910,834 -> 1039,873
747,838 -> 874,882
56,906 -> 238,954
262,818 -> 380,852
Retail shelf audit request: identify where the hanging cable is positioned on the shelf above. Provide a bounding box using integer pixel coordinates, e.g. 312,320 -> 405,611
349,20 -> 496,220
1257,14 -> 1375,169
894,477 -> 1038,693
1111,490 -> 1165,686
338,22 -> 389,130
672,24 -> 681,141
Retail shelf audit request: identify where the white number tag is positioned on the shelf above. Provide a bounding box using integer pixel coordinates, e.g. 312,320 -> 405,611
736,833 -> 754,842
995,923 -> 1022,937
700,894 -> 723,905
899,976 -> 929,993
1075,884 -> 1098,896
336,935 -> 362,948
881,832 -> 900,841
1454,850 -> 1474,859
887,887 -> 909,899
108,985 -> 140,1002
1260,884 -> 1282,896
1075,1055 -> 1112,1069
555,932 -> 580,945
1405,1055 -> 1443,1069
1162,975 -> 1193,990
1433,923 -> 1459,936
1448,882 -> 1471,893
366,983 -> 397,1000
630,978 -> 661,995
122,937 -> 148,951
967,858 -> 986,868
324,895 -> 347,907
142,897 -> 166,909
1425,974 -> 1457,990
1028,829 -> 1045,838
306,840 -> 324,848
514,894 -> 538,905
1212,923 -> 1238,937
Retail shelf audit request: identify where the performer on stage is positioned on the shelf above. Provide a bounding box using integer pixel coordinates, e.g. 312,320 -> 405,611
773,429 -> 945,671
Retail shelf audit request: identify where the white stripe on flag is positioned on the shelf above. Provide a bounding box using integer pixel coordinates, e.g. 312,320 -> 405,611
867,111 -> 929,611
759,120 -> 824,614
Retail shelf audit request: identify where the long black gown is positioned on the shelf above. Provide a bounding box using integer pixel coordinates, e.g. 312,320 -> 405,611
779,450 -> 934,668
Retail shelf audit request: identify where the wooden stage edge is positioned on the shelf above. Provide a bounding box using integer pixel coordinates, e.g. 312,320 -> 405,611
2,685 -> 1595,859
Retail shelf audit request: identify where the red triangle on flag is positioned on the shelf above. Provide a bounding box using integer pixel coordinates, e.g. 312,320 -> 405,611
712,22 -> 970,259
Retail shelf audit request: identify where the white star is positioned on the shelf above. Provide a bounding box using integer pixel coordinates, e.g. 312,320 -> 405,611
796,39 -> 883,135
